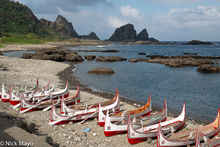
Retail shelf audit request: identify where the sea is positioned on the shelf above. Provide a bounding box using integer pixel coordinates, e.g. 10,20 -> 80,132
65,43 -> 220,122
3,43 -> 220,122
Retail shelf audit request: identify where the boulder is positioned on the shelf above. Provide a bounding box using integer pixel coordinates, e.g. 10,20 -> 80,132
41,54 -> 65,61
129,58 -> 148,63
84,55 -> 96,61
96,56 -> 127,62
65,53 -> 84,62
108,24 -> 137,42
22,53 -> 33,59
197,65 -> 220,73
88,68 -> 114,74
136,29 -> 149,41
184,40 -> 213,45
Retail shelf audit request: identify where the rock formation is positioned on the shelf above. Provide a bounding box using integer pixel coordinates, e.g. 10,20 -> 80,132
136,29 -> 149,41
96,56 -> 127,62
108,24 -> 158,42
197,65 -> 220,73
53,15 -> 79,38
184,40 -> 213,45
40,15 -> 79,38
22,49 -> 83,62
80,32 -> 100,40
108,24 -> 137,42
88,68 -> 114,74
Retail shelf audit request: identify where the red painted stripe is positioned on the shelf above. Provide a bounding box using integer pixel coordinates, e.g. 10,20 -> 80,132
10,100 -> 20,105
99,122 -> 105,127
104,130 -> 127,137
1,98 -> 10,102
128,138 -> 147,144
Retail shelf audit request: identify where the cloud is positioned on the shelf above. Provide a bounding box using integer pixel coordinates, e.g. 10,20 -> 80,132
152,0 -> 203,4
107,16 -> 127,28
151,5 -> 220,40
13,0 -> 113,14
120,5 -> 143,19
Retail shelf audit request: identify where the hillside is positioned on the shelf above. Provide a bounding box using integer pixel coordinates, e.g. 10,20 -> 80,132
0,0 -> 64,45
0,0 -> 49,36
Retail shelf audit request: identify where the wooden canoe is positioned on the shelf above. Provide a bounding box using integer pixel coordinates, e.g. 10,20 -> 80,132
157,108 -> 220,147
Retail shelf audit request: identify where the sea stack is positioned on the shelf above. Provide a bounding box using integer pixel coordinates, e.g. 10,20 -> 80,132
136,29 -> 149,41
108,24 -> 137,42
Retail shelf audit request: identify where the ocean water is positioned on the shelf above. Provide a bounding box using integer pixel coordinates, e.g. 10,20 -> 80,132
3,50 -> 35,58
66,43 -> 220,122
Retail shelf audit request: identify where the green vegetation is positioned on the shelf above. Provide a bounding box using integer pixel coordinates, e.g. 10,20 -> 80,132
0,0 -> 65,46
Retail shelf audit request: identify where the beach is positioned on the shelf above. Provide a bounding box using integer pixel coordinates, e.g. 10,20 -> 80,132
0,44 -> 217,147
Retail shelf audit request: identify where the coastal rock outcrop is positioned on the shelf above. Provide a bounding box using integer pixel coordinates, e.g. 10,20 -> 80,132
84,55 -> 96,61
146,55 -> 214,67
129,58 -> 148,63
136,29 -> 149,41
197,65 -> 220,73
22,49 -> 83,62
108,24 -> 137,42
184,40 -> 213,45
88,68 -> 114,74
96,56 -> 127,62
80,32 -> 100,40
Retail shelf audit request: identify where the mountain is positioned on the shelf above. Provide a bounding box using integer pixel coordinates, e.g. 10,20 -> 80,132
108,24 -> 158,42
53,15 -> 79,38
0,0 -> 80,39
80,32 -> 100,40
0,0 -> 48,35
108,24 -> 137,42
40,15 -> 79,38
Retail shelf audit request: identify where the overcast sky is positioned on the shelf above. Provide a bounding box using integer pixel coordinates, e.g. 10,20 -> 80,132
14,0 -> 220,41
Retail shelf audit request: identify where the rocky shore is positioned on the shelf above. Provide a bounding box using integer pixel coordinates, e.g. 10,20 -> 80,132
0,44 -> 219,147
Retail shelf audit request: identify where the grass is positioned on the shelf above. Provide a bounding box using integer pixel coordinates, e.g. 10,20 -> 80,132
0,33 -> 107,47
0,33 -> 65,45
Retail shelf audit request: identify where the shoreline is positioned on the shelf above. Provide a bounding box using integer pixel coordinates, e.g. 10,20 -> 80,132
0,42 -> 216,146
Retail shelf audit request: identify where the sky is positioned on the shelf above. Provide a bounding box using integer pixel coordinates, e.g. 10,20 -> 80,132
14,0 -> 220,41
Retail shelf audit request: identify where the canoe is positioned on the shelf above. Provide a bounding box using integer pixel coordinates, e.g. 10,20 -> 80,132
1,84 -> 10,102
49,90 -> 120,125
19,82 -> 70,113
127,102 -> 185,144
19,85 -> 79,114
98,94 -> 152,127
157,108 -> 220,147
104,98 -> 167,137
60,89 -> 120,115
10,81 -> 56,105
195,129 -> 220,147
